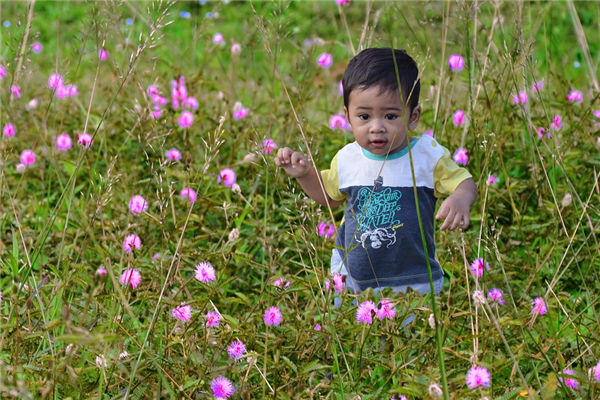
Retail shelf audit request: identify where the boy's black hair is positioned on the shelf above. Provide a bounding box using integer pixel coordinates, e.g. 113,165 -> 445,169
342,47 -> 420,112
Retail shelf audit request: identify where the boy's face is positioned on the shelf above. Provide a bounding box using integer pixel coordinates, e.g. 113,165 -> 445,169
344,85 -> 421,156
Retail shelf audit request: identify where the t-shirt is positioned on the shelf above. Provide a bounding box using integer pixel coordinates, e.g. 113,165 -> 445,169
320,134 -> 471,290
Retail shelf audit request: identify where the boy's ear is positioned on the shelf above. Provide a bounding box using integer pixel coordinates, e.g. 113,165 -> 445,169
408,105 -> 421,131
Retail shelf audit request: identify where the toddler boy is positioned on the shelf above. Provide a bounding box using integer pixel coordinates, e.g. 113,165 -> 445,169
275,48 -> 477,297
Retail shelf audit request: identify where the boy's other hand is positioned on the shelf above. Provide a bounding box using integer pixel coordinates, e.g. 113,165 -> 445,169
274,147 -> 311,178
435,193 -> 472,231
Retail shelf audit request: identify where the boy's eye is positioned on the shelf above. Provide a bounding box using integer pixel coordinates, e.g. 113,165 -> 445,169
358,114 -> 369,120
385,114 -> 399,120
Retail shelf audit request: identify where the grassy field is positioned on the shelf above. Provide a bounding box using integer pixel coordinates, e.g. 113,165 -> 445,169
0,1 -> 599,399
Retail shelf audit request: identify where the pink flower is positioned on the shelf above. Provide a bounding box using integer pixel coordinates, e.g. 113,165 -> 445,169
152,109 -> 162,119
551,115 -> 562,130
593,360 -> 600,382
48,73 -> 63,90
211,376 -> 234,399
593,110 -> 600,120
336,0 -> 350,4
147,85 -> 159,96
326,224 -> 335,237
264,306 -> 282,326
317,222 -> 335,238
152,95 -> 167,106
56,133 -> 72,150
356,301 -> 377,324
227,340 -> 246,359
448,54 -> 465,71
20,150 -> 35,166
532,297 -> 547,315
119,269 -> 141,288
329,114 -> 349,130
3,124 -> 15,137
166,148 -> 181,161
180,188 -> 197,203
512,91 -> 528,105
453,148 -> 468,165
452,110 -> 464,126
317,53 -> 333,68
31,42 -> 42,53
314,323 -> 322,331
532,81 -> 543,92
11,85 -> 21,98
129,195 -> 148,214
273,278 -> 285,288
78,132 -> 92,148
56,85 -> 69,98
466,365 -> 491,389
324,279 -> 330,291
233,102 -> 248,120
67,85 -> 78,97
487,288 -> 505,305
212,33 -> 224,45
206,311 -> 221,327
376,298 -> 396,320
96,266 -> 107,275
178,111 -> 193,128
98,49 -> 108,60
182,96 -> 198,109
231,43 -> 241,54
470,258 -> 489,277
0,65 -> 5,79
566,90 -> 582,103
486,174 -> 498,185
218,168 -> 236,187
171,77 -> 188,108
317,222 -> 327,236
558,369 -> 578,389
333,273 -> 345,294
123,234 -> 141,253
172,304 -> 192,322
338,80 -> 343,96
537,127 -> 546,138
263,139 -> 277,154
195,262 -> 216,283
425,129 -> 433,137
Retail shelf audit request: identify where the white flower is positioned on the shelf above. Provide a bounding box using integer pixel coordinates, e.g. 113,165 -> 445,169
428,313 -> 436,329
95,354 -> 107,368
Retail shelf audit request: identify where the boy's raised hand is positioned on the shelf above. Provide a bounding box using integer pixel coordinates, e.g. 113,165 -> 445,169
274,147 -> 311,178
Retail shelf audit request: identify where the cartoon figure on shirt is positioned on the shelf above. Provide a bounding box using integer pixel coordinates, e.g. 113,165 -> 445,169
354,183 -> 402,250
359,227 -> 397,249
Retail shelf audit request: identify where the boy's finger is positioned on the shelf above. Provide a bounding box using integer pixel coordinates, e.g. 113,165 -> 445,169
450,213 -> 464,231
435,203 -> 448,220
440,211 -> 455,230
291,152 -> 306,167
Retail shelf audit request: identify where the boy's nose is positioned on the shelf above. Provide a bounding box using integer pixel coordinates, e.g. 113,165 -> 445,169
369,120 -> 386,133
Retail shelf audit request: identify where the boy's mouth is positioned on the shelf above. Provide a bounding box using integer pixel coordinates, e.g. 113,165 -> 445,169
370,139 -> 388,149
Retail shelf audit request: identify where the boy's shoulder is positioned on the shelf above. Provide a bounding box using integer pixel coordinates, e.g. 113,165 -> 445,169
413,134 -> 447,158
334,141 -> 362,159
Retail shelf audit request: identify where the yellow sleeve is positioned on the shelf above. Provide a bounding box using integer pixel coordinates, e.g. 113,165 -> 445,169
320,153 -> 345,201
433,147 -> 473,198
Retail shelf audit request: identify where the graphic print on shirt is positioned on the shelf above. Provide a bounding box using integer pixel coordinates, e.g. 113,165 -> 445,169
354,182 -> 403,250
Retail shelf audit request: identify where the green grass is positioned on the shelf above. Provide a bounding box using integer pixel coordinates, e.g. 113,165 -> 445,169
0,1 -> 599,399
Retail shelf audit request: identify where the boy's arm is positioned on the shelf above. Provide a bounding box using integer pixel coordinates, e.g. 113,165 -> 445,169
275,147 -> 344,208
435,178 -> 477,231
